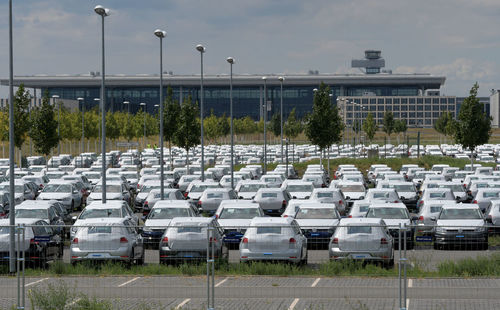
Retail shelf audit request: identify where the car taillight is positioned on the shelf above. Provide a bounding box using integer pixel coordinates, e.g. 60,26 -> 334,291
394,200 -> 399,203
197,201 -> 202,207
380,238 -> 388,244
463,184 -> 467,188
282,200 -> 287,207
473,200 -> 477,204
348,215 -> 352,218
71,238 -> 78,244
120,237 -> 128,243
419,200 -> 424,205
419,216 -> 424,221
338,200 -> 343,205
184,192 -> 189,198
162,237 -> 168,244
289,238 -> 296,243
332,238 -> 338,244
242,237 -> 248,243
209,237 -> 217,242
321,184 -> 326,188
283,215 -> 288,218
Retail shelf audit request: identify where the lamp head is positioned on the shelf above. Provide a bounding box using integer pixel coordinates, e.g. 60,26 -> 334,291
313,88 -> 318,92
77,97 -> 84,101
140,102 -> 146,106
123,101 -> 130,104
154,29 -> 166,38
226,57 -> 235,64
196,44 -> 205,53
262,76 -> 267,81
278,76 -> 284,82
52,95 -> 60,99
94,98 -> 100,101
94,5 -> 110,16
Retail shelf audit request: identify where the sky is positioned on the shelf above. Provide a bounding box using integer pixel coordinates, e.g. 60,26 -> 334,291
1,0 -> 499,97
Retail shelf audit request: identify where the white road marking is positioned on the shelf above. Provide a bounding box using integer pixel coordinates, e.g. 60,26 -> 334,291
25,278 -> 48,287
408,278 -> 413,288
288,298 -> 300,310
118,277 -> 140,287
215,277 -> 228,287
311,278 -> 321,287
175,298 -> 191,309
406,298 -> 410,309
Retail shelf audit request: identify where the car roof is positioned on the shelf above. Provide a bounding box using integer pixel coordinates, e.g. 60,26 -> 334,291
219,200 -> 260,208
369,203 -> 407,209
76,217 -> 128,225
339,218 -> 384,225
170,217 -> 213,225
153,200 -> 192,208
249,217 -> 293,225
0,218 -> 45,226
441,204 -> 480,210
86,201 -> 126,208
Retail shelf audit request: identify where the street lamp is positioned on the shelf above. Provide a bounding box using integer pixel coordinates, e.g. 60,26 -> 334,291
140,103 -> 146,150
226,57 -> 235,189
52,95 -> 61,154
123,101 -> 130,144
196,44 -> 206,181
155,28 -> 167,199
279,76 -> 285,163
94,4 -> 110,203
77,97 -> 84,167
8,0 -> 15,273
262,76 -> 267,175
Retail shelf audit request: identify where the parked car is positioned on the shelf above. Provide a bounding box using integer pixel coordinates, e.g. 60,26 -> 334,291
70,218 -> 144,266
294,205 -> 340,248
197,188 -> 238,214
329,218 -> 394,266
239,217 -> 307,264
253,188 -> 290,216
15,200 -> 66,236
215,200 -> 264,247
347,200 -> 371,218
159,217 -> 225,264
235,180 -> 268,200
184,180 -> 221,201
308,188 -> 347,215
37,180 -> 83,212
86,181 -> 131,207
282,181 -> 314,199
142,188 -> 185,216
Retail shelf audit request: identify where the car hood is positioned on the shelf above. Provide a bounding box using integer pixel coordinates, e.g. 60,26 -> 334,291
89,193 -> 122,200
289,192 -> 311,199
436,219 -> 485,228
383,218 -> 411,228
218,218 -> 253,229
144,219 -> 172,229
38,193 -> 72,200
237,192 -> 256,200
188,192 -> 203,200
136,193 -> 148,200
295,218 -> 339,229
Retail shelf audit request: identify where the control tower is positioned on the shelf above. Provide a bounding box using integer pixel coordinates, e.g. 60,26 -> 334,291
351,50 -> 386,74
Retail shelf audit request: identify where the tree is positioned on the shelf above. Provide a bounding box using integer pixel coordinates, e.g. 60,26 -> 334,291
284,108 -> 303,140
29,91 -> 59,164
434,111 -> 455,144
362,112 -> 377,143
106,112 -> 121,146
453,83 -> 492,167
164,86 -> 181,168
305,83 -> 343,164
204,110 -> 220,143
353,120 -> 361,134
394,119 -> 408,144
382,111 -> 395,142
269,113 -> 281,137
173,96 -> 200,170
217,114 -> 230,142
7,84 -> 31,166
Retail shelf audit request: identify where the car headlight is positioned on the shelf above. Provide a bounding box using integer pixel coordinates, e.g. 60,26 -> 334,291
475,226 -> 486,232
71,227 -> 78,233
435,227 -> 445,233
143,226 -> 153,233
87,197 -> 94,204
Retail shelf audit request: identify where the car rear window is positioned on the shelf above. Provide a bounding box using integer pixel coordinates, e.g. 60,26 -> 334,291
261,192 -> 278,198
373,192 -> 389,199
88,226 -> 112,234
430,206 -> 442,213
358,205 -> 369,212
429,192 -> 447,199
347,226 -> 372,234
483,192 -> 500,198
317,192 -> 333,198
178,227 -> 202,233
257,227 -> 281,234
207,193 -> 224,199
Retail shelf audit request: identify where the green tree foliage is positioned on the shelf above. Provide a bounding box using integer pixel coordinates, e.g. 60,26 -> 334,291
305,83 -> 343,152
234,116 -> 257,135
382,111 -> 395,138
453,83 -> 492,166
84,109 -> 100,140
217,114 -> 230,140
284,108 -> 303,139
105,111 -> 121,142
434,111 -> 455,138
29,91 -> 59,159
353,120 -> 361,134
164,86 -> 181,166
204,110 -> 220,143
269,113 -> 281,137
173,96 -> 200,168
362,112 -> 377,142
394,119 -> 408,135
11,84 -> 31,149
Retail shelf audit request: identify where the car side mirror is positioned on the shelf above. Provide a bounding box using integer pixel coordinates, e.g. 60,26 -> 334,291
239,196 -> 243,199
430,216 -> 437,221
455,196 -> 461,201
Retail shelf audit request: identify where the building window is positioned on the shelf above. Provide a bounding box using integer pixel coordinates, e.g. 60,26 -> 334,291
393,105 -> 400,111
378,99 -> 385,105
409,112 -> 415,118
417,98 -> 423,104
417,105 -> 423,111
401,105 -> 408,111
425,112 -> 431,118
409,105 -> 415,111
393,98 -> 400,104
432,105 -> 439,111
425,119 -> 431,125
425,98 -> 431,104
401,112 -> 408,118
425,105 -> 431,111
401,98 -> 408,104
433,98 -> 439,104
417,112 -> 423,118
378,112 -> 384,118
409,119 -> 415,125
448,105 -> 455,110
433,112 -> 440,117
386,105 -> 392,111
370,99 -> 376,105
362,99 -> 368,105
369,105 -> 376,111
394,112 -> 400,118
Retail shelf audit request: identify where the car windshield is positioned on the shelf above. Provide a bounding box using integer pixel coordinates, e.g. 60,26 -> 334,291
84,173 -> 101,179
15,209 -> 48,219
122,174 -> 137,179
430,206 -> 442,213
149,208 -> 190,219
23,177 -> 40,183
358,205 -> 369,212
347,226 -> 372,234
439,184 -> 464,192
191,185 -> 217,192
429,192 -> 448,199
261,192 -> 278,198
141,185 -> 161,193
393,185 -> 415,192
238,184 -> 265,192
256,227 -> 281,234
295,208 -> 338,219
372,192 -> 391,199
287,185 -> 313,192
93,185 -> 122,193
88,226 -> 112,234
43,184 -> 71,193
338,185 -> 365,192
263,178 -> 278,182
366,208 -> 409,219
79,208 -> 121,219
219,207 -> 260,219
177,227 -> 202,233
483,192 -> 500,198
439,208 -> 482,219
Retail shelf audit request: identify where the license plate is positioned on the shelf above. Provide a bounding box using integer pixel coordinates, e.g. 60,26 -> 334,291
91,254 -> 102,257
311,233 -> 320,237
184,255 -> 193,258
456,235 -> 465,238
263,253 -> 272,255
354,254 -> 368,259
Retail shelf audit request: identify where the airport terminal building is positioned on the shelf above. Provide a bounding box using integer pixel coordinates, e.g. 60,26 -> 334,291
1,50 -> 454,127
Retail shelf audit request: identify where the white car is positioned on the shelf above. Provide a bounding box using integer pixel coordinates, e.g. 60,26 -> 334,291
239,217 -> 307,264
215,200 -> 264,247
294,205 -> 340,248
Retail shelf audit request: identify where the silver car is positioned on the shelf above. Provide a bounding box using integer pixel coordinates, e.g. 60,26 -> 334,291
347,200 -> 371,218
143,189 -> 185,216
36,180 -> 83,212
329,218 -> 394,266
473,188 -> 500,212
159,217 -> 225,264
185,181 -> 221,201
178,175 -> 201,193
294,205 -> 340,248
197,188 -> 238,213
235,180 -> 268,200
215,200 -> 264,247
260,175 -> 284,188
282,181 -> 314,200
309,188 -> 347,215
254,188 -> 290,216
70,218 -> 145,266
239,217 -> 307,264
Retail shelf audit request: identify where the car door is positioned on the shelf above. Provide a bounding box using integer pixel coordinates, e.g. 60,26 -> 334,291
291,220 -> 307,258
125,220 -> 143,258
38,221 -> 60,259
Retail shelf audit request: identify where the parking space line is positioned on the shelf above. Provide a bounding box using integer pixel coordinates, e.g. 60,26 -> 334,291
26,278 -> 48,287
406,298 -> 410,309
408,278 -> 413,287
311,278 -> 321,287
288,298 -> 299,310
175,298 -> 190,309
215,277 -> 228,287
118,277 -> 140,287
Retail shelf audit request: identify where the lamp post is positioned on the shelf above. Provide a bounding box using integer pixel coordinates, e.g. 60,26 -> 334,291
52,95 -> 60,154
77,97 -> 84,167
279,76 -> 284,163
262,76 -> 267,174
8,0 -> 15,274
94,4 -> 110,203
94,98 -> 101,149
196,44 -> 206,181
155,29 -> 167,199
140,102 -> 146,150
123,101 -> 130,144
226,57 -> 235,189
